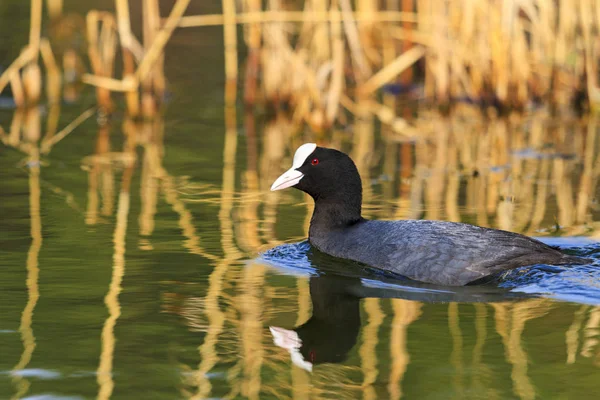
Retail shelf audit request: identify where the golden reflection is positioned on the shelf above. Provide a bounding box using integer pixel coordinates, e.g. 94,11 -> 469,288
236,110 -> 262,252
367,111 -> 600,236
470,303 -> 494,398
576,116 -> 597,226
360,298 -> 384,400
190,257 -> 228,400
41,107 -> 96,153
566,305 -> 589,364
220,104 -> 243,258
240,264 -> 266,400
445,131 -> 460,223
292,249 -> 312,399
222,104 -> 267,400
138,118 -> 164,249
291,163 -> 313,400
190,103 -> 242,399
352,100 -> 375,217
260,113 -> 291,245
84,123 -> 113,225
3,72 -> 599,400
96,120 -> 136,400
387,300 -> 422,400
290,288 -> 311,400
448,303 -> 465,398
492,300 -> 553,400
426,118 -> 448,221
11,112 -> 42,400
161,176 -> 219,262
581,306 -> 600,359
156,109 -> 219,262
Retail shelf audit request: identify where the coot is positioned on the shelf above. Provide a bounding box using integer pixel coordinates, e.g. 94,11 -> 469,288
271,143 -> 590,286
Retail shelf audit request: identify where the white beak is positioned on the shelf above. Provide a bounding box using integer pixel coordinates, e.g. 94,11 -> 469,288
270,168 -> 304,191
271,143 -> 317,191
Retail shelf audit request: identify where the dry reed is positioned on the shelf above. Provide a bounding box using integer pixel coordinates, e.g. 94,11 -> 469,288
0,0 -> 598,137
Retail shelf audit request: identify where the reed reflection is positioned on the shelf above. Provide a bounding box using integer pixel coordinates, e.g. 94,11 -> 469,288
9,107 -> 42,400
264,110 -> 600,240
189,102 -> 244,400
95,116 -> 137,400
91,101 -> 600,400
0,87 -> 94,398
567,305 -> 600,366
491,300 -> 553,400
182,107 -> 599,397
3,73 -> 600,400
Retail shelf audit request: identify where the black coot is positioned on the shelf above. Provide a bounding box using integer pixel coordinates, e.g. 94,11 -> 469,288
271,143 -> 590,286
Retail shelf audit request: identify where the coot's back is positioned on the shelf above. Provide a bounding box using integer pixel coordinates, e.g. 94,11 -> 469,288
310,219 -> 587,286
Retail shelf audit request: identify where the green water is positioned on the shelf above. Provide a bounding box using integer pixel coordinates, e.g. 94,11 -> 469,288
2,2 -> 600,400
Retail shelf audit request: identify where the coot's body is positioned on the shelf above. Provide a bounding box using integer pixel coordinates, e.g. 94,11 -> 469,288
271,143 -> 589,286
310,218 -> 582,286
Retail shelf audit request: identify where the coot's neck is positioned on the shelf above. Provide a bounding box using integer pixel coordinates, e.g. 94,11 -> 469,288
308,196 -> 363,239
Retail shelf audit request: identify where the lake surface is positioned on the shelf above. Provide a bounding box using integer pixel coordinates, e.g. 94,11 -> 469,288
2,2 -> 600,399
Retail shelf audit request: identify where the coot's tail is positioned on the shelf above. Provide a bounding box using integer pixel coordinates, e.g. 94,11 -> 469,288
557,254 -> 592,265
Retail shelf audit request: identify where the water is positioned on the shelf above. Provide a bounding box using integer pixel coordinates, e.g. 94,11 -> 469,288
2,3 -> 600,400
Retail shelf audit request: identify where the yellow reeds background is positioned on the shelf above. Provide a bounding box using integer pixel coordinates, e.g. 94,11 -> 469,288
1,0 -> 600,132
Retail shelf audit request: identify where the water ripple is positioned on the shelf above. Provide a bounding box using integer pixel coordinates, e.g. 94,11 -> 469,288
260,239 -> 600,304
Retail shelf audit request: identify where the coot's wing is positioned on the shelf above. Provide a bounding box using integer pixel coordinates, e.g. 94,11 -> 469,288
369,220 -> 569,286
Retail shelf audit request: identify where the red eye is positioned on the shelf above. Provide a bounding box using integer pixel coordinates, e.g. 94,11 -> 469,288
311,158 -> 319,165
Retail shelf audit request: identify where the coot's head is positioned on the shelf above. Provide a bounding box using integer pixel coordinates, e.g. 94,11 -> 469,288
270,143 -> 362,204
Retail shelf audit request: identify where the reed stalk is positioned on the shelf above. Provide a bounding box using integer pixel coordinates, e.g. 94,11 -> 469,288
175,10 -> 420,27
360,46 -> 425,94
2,0 -> 598,125
86,11 -> 117,109
326,0 -> 344,125
83,0 -> 190,94
9,70 -> 25,108
22,64 -> 42,105
46,0 -> 62,19
241,0 -> 261,105
29,0 -> 42,58
223,0 -> 238,103
143,0 -> 165,99
40,39 -> 61,104
114,0 -> 143,61
0,47 -> 36,96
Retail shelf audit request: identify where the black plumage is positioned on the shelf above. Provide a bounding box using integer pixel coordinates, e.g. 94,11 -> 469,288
275,145 -> 590,286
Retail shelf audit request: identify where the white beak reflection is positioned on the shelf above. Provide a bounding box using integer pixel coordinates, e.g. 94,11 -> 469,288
269,326 -> 313,372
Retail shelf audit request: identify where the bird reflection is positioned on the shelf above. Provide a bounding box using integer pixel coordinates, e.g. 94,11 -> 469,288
267,244 -> 540,373
270,274 -> 361,372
